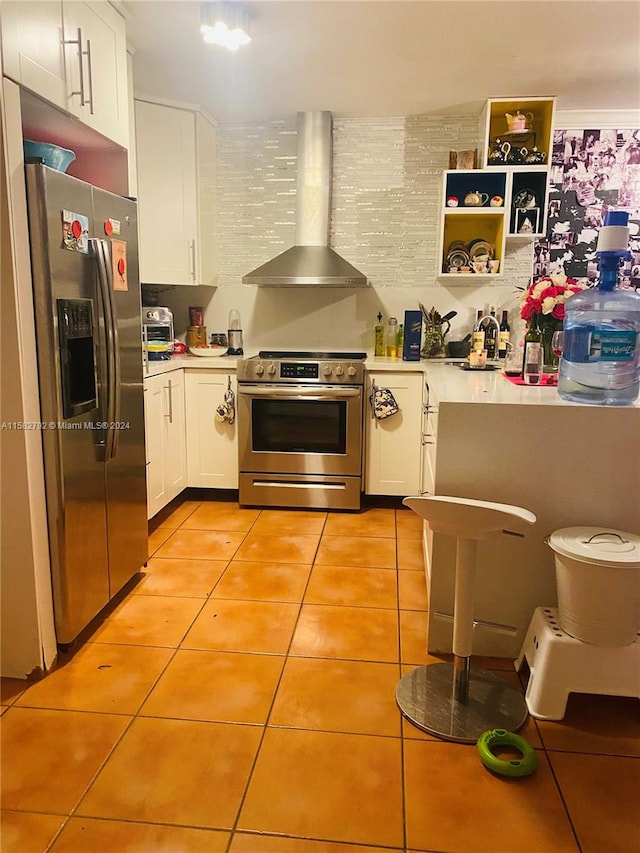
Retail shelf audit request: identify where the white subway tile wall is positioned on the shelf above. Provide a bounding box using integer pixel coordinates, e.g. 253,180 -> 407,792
164,112 -> 534,350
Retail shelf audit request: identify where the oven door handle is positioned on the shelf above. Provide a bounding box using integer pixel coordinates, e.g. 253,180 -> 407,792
237,386 -> 361,400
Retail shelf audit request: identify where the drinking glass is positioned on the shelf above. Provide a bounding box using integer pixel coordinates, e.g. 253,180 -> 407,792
523,343 -> 543,385
503,347 -> 523,377
551,330 -> 564,359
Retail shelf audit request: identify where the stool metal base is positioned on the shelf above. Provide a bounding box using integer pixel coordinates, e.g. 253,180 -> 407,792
396,662 -> 528,743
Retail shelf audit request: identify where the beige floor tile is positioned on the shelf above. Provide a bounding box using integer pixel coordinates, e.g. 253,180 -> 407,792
76,717 -> 261,829
183,599 -> 299,654
304,565 -> 397,609
404,740 -> 578,852
238,728 -> 403,847
212,561 -> 311,602
1,707 -> 128,813
180,502 -> 261,532
250,509 -> 327,536
395,508 -> 422,540
90,594 -> 204,648
149,499 -> 201,530
397,570 -> 428,610
137,558 -> 228,597
397,538 -> 424,570
270,657 -> 401,736
154,529 -> 246,561
1,678 -> 27,705
315,535 -> 396,569
323,508 -> 396,538
233,533 -> 320,564
549,752 -> 640,853
536,693 -> 640,756
14,644 -> 172,714
1,811 -> 65,853
290,605 -> 399,662
51,817 -> 229,852
230,835 -> 402,852
140,649 -> 284,724
147,527 -> 172,556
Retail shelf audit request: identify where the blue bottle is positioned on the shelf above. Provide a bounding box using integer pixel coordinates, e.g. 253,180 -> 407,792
558,211 -> 640,405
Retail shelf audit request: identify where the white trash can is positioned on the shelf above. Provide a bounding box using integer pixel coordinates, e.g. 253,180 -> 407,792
547,527 -> 640,646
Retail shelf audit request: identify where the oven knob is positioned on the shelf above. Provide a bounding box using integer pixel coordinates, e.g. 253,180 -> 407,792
335,364 -> 345,376
267,363 -> 277,375
347,365 -> 357,377
322,364 -> 332,377
255,363 -> 264,375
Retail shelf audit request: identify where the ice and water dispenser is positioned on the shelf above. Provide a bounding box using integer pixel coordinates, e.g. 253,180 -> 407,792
57,298 -> 98,418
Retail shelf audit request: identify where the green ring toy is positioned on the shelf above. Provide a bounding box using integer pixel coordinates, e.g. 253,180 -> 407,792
477,729 -> 538,778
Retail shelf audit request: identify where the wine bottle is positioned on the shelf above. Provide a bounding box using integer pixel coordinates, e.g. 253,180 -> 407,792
472,309 -> 485,351
522,314 -> 542,378
484,307 -> 498,359
498,310 -> 511,359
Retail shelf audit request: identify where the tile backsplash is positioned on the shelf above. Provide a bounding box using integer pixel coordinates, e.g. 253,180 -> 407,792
160,111 -> 533,350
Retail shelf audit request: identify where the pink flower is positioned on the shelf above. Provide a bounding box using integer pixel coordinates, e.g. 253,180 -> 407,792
520,276 -> 588,322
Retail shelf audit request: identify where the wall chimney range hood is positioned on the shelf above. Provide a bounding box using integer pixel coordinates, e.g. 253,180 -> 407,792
242,112 -> 368,287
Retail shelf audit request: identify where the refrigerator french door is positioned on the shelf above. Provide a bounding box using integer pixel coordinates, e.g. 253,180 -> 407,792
25,163 -> 147,644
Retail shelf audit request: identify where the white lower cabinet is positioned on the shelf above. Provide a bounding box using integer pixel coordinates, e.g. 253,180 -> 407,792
185,370 -> 238,489
365,371 -> 423,496
144,370 -> 186,519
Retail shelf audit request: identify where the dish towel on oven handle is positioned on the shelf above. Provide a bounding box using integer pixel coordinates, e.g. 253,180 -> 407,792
370,380 -> 400,420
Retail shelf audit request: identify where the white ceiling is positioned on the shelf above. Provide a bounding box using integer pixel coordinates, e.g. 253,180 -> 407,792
123,0 -> 640,123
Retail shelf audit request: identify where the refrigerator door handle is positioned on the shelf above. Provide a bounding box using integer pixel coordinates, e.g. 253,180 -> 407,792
92,239 -> 121,461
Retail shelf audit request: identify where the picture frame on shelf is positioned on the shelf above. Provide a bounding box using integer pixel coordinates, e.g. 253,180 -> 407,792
515,207 -> 541,235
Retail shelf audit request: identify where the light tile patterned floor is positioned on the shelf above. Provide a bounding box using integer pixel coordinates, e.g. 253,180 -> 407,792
2,497 -> 639,852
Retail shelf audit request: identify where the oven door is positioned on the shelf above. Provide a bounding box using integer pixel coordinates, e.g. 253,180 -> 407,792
237,384 -> 363,477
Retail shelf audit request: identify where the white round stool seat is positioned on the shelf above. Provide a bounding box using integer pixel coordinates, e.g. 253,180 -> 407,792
397,495 -> 536,743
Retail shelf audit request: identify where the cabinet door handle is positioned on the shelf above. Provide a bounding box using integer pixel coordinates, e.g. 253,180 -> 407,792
84,38 -> 94,114
189,239 -> 197,281
421,433 -> 435,445
165,379 -> 173,423
64,28 -> 86,106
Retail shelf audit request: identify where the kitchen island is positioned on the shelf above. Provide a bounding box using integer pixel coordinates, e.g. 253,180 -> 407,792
417,362 -> 640,657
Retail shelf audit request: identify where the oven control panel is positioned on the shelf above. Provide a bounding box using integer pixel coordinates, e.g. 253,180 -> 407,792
280,362 -> 319,379
237,357 -> 365,385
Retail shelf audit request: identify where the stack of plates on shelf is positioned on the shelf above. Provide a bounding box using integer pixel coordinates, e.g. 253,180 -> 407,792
468,239 -> 495,261
446,241 -> 470,271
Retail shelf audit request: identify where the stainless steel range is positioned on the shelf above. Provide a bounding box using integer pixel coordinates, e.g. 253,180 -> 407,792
237,351 -> 367,510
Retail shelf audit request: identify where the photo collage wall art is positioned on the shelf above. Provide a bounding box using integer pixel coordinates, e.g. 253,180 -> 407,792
533,128 -> 640,288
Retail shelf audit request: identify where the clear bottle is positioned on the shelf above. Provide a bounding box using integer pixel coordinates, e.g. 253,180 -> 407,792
498,310 -> 511,359
386,317 -> 398,358
472,309 -> 485,351
374,312 -> 385,356
521,313 -> 541,378
227,308 -> 244,355
558,211 -> 640,405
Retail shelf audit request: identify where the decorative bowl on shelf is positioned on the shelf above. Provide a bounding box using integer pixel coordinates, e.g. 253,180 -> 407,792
23,140 -> 76,172
189,345 -> 228,357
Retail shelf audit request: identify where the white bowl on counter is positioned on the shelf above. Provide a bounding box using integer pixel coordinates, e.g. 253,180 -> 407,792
188,345 -> 229,358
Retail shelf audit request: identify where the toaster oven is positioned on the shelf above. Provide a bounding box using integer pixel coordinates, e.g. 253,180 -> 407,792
142,307 -> 174,358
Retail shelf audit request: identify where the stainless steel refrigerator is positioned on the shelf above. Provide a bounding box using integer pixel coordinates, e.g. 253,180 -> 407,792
25,163 -> 147,644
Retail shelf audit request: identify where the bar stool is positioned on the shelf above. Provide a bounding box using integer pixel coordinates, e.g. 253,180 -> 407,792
397,495 -> 536,743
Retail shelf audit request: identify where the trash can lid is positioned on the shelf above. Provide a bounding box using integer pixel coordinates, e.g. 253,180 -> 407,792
548,527 -> 640,568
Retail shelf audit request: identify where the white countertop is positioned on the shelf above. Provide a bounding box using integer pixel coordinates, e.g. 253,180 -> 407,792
144,354 -> 639,408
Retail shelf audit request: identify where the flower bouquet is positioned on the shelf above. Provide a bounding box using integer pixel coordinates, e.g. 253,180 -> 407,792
519,274 -> 590,371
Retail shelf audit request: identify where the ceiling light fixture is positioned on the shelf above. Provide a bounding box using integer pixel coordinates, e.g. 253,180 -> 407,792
200,2 -> 251,51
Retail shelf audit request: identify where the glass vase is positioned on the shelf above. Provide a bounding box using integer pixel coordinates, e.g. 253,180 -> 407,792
540,317 -> 563,374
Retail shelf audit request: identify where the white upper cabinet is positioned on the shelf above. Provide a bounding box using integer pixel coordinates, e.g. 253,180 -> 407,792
1,0 -> 129,147
134,99 -> 217,287
62,1 -> 128,146
1,1 -> 66,107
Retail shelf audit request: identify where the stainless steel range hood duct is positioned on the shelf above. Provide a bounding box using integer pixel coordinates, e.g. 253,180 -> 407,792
242,112 -> 368,286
